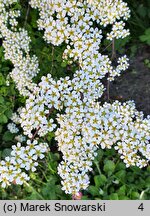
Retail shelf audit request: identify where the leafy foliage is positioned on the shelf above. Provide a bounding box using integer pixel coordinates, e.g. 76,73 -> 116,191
139,28 -> 150,45
1,149 -> 150,200
86,149 -> 150,200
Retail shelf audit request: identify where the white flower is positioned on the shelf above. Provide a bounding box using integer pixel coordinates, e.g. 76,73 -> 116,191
7,123 -> 19,133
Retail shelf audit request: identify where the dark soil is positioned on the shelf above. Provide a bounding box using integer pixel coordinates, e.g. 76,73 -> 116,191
110,46 -> 150,116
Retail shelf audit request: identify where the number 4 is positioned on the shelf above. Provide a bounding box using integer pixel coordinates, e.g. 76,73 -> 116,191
138,203 -> 144,211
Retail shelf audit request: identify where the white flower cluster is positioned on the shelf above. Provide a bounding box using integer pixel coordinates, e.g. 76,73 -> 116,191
107,21 -> 130,41
1,0 -> 150,196
55,101 -> 150,194
0,1 -> 39,96
7,123 -> 19,134
90,0 -> 130,41
87,0 -> 130,24
31,0 -> 130,43
0,140 -> 49,187
11,112 -> 21,124
19,74 -> 69,138
30,0 -> 130,82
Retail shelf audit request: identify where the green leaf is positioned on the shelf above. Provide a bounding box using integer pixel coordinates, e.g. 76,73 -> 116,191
117,185 -> 126,196
5,109 -> 13,118
41,178 -> 58,199
0,73 -> 5,86
145,177 -> 150,187
0,96 -> 4,104
56,55 -> 62,63
109,193 -> 119,200
0,47 -> 4,58
30,173 -> 37,180
127,172 -> 135,183
88,186 -> 100,196
139,28 -> 150,45
47,132 -> 55,142
31,10 -> 38,28
0,114 -> 8,124
0,86 -> 8,96
13,3 -> 22,10
81,196 -> 90,200
61,61 -> 67,68
115,162 -> 126,171
3,131 -> 14,141
147,165 -> 150,172
115,170 -> 126,181
104,160 -> 115,174
119,195 -> 129,200
94,174 -> 107,187
131,192 -> 140,199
